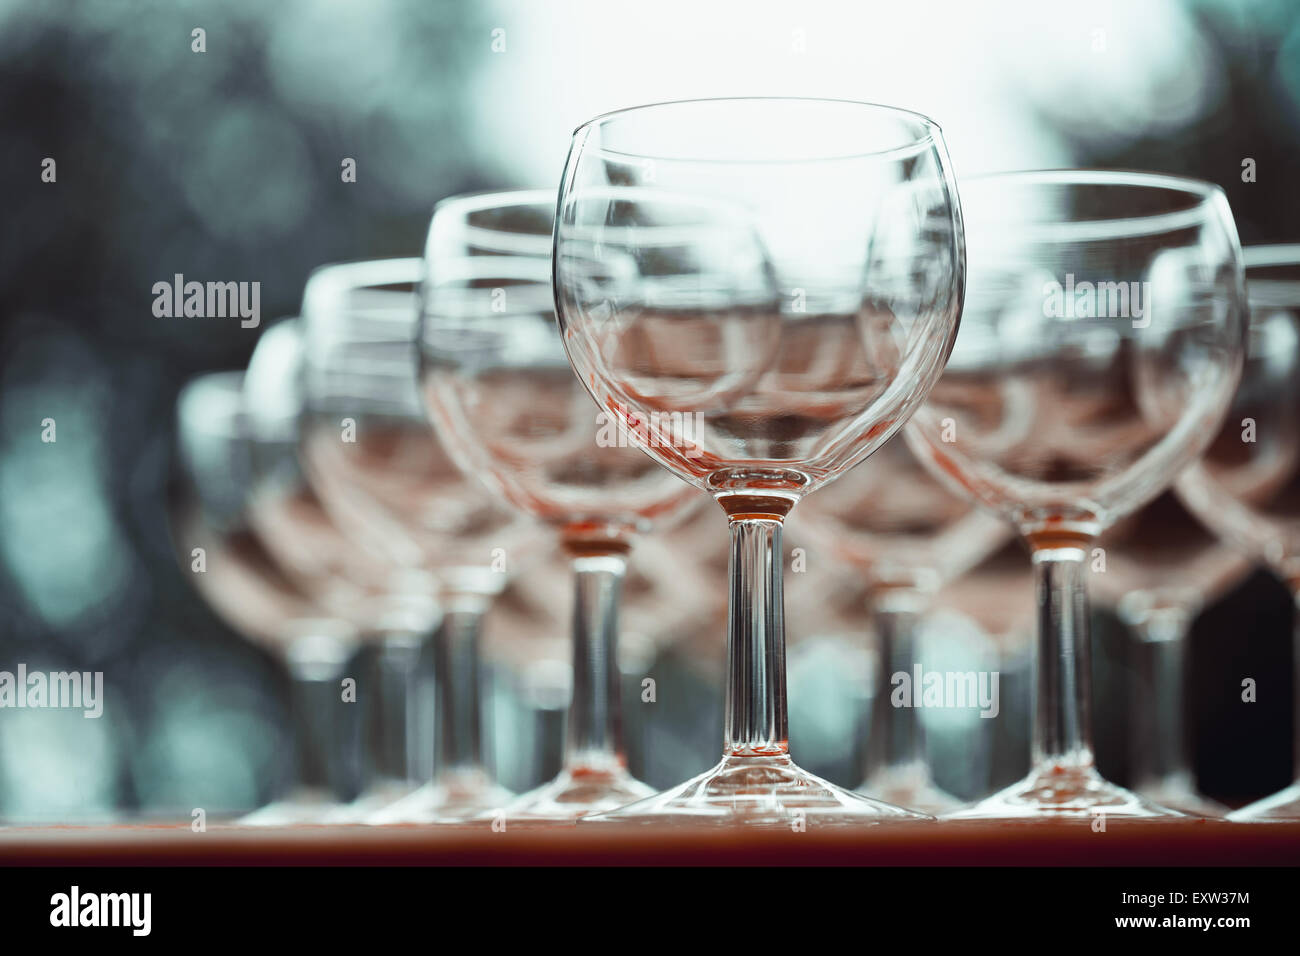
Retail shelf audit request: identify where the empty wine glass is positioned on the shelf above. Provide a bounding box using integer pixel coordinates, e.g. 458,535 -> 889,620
243,319 -> 445,818
792,437 -> 1011,813
295,258 -> 534,824
419,189 -> 705,821
905,170 -> 1247,819
171,372 -> 361,824
1175,243 -> 1300,821
553,97 -> 965,825
1090,491 -> 1248,816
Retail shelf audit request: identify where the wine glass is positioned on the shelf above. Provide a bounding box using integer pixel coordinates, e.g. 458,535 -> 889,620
905,170 -> 1247,819
242,319 -> 446,818
171,372 -> 362,824
1090,491 -> 1248,816
553,97 -> 965,826
1175,243 -> 1300,821
791,437 -> 1011,813
295,258 -> 534,824
418,189 -> 705,821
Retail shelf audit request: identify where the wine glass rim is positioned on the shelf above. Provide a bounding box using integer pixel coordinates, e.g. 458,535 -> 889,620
1243,243 -> 1300,269
433,188 -> 556,216
962,168 -> 1229,242
305,257 -> 424,297
430,190 -> 555,259
300,259 -> 424,366
966,167 -> 1222,196
571,96 -> 941,164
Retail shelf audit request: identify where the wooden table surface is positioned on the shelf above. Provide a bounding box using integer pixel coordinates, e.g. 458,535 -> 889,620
2,819 -> 1298,865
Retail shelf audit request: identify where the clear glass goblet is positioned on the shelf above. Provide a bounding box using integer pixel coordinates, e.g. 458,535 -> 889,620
1090,490 -> 1248,817
295,258 -> 533,823
172,372 -> 361,825
905,170 -> 1247,820
553,97 -> 965,826
243,319 -> 446,820
419,189 -> 705,821
1175,243 -> 1300,821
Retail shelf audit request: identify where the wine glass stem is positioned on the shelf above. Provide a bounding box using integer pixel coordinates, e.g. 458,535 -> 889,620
870,590 -> 926,772
286,661 -> 348,798
1128,612 -> 1192,788
1031,545 -> 1095,770
724,516 -> 788,756
433,606 -> 485,780
374,632 -> 425,783
566,552 -> 629,771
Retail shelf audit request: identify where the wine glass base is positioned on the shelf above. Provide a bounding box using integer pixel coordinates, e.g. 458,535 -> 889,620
859,764 -> 965,815
319,779 -> 419,823
578,754 -> 933,827
503,765 -> 657,823
945,765 -> 1184,820
1226,781 -> 1300,822
1136,777 -> 1228,818
238,789 -> 347,826
365,769 -> 514,824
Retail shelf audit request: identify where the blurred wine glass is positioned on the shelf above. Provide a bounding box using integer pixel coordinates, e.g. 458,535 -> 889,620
907,170 -> 1247,819
791,437 -> 1010,812
296,258 -> 537,824
554,97 -> 964,825
1091,490 -> 1248,816
498,515 -> 728,793
171,372 -> 361,824
243,319 -> 446,819
419,190 -> 705,820
928,543 -> 1037,796
1176,243 -> 1300,821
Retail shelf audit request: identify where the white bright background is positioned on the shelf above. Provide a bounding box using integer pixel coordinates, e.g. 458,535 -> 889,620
469,0 -> 1231,188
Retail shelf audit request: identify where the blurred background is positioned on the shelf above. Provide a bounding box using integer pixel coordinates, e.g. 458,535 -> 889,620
1,0 -> 1298,820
